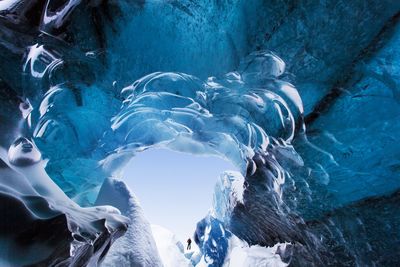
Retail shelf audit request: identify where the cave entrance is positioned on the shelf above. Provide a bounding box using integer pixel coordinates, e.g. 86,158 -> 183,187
122,147 -> 238,244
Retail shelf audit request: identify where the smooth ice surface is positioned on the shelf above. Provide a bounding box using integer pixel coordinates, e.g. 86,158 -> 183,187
0,143 -> 128,266
123,148 -> 237,241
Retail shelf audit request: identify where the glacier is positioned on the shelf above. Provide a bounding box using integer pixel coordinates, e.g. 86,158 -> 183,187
0,0 -> 400,266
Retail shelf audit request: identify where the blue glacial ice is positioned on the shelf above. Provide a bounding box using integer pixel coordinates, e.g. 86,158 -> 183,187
0,0 -> 400,266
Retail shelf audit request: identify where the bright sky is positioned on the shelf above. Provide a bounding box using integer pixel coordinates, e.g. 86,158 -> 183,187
122,148 -> 237,242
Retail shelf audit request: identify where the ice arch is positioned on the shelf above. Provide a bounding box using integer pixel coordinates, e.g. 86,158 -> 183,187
85,51 -> 311,265
22,39 -> 323,264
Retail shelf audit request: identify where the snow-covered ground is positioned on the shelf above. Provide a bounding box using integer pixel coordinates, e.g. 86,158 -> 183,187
151,224 -> 196,267
222,237 -> 289,267
151,224 -> 288,267
195,233 -> 288,267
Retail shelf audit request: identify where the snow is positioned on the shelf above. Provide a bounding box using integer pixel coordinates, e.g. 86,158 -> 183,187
96,178 -> 163,267
151,224 -> 194,267
223,236 -> 288,267
95,178 -> 288,267
226,245 -> 288,267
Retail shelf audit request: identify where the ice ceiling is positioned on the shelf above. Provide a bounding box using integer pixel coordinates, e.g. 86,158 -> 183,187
0,0 -> 399,266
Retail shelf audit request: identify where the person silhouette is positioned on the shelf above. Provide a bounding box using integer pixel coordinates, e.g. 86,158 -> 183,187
187,238 -> 192,250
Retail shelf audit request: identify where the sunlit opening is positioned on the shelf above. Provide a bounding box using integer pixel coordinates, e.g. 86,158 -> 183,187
122,148 -> 238,244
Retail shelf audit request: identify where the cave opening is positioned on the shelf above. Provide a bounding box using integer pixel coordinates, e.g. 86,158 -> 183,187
121,147 -> 238,246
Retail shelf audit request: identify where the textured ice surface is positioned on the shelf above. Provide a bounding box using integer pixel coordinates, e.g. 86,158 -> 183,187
194,215 -> 287,267
0,0 -> 400,266
211,171 -> 245,226
95,178 -> 162,267
194,215 -> 231,267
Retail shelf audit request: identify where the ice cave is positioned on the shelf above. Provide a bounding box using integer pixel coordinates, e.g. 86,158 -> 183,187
0,0 -> 399,266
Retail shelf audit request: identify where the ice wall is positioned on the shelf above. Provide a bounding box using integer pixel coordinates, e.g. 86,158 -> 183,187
0,0 -> 399,266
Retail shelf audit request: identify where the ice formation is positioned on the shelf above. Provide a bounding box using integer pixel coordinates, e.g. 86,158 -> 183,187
0,0 -> 399,266
211,171 -> 245,224
95,178 -> 163,267
0,137 -> 128,266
